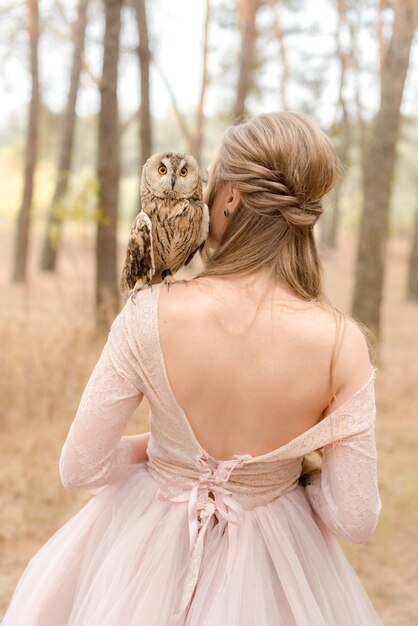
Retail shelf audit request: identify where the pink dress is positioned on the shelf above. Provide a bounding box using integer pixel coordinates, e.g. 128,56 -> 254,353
2,283 -> 383,625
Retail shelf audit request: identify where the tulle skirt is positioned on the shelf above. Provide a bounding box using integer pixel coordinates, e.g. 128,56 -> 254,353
1,462 -> 382,625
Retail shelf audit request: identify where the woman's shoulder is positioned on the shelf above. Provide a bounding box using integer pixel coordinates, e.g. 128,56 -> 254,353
147,277 -> 373,386
157,277 -> 221,318
322,317 -> 375,417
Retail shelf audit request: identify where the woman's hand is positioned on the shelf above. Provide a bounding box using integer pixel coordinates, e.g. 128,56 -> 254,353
299,449 -> 323,486
121,432 -> 151,464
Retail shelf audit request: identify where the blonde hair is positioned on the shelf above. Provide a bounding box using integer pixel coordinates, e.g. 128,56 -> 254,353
194,111 -> 375,482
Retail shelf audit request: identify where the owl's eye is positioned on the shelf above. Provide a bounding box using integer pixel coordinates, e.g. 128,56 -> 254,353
158,164 -> 167,175
179,167 -> 188,177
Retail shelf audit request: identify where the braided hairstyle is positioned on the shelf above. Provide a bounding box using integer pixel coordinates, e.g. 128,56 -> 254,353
198,111 -> 339,300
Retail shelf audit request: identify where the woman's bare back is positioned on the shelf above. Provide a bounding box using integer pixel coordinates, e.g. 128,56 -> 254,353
158,274 -> 372,460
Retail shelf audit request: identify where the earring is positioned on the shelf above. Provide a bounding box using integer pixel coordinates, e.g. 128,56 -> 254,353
224,208 -> 231,217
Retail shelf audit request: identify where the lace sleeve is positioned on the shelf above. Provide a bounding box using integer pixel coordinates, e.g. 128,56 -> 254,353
59,302 -> 144,491
304,419 -> 382,544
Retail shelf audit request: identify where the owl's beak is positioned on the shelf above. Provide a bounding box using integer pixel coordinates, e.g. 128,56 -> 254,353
171,175 -> 176,190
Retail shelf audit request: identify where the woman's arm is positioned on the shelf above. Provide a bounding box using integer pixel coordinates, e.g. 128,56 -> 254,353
121,432 -> 150,463
304,422 -> 382,543
303,319 -> 381,543
59,303 -> 145,491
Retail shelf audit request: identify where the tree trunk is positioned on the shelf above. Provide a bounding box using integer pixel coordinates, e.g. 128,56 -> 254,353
348,10 -> 367,173
323,116 -> 350,248
233,0 -> 261,121
39,0 -> 89,272
188,0 -> 210,162
134,0 -> 152,216
323,0 -> 350,249
351,0 -> 418,343
272,4 -> 288,110
96,0 -> 122,329
407,202 -> 418,301
12,0 -> 39,283
377,0 -> 388,78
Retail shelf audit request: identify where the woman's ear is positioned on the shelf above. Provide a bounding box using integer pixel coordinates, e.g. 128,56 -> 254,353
224,183 -> 241,215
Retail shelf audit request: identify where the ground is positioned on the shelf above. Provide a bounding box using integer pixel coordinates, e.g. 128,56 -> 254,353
0,220 -> 417,625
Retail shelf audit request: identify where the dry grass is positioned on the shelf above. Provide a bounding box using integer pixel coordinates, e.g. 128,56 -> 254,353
0,221 -> 417,625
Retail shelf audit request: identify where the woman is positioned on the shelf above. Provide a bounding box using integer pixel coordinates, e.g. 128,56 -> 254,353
2,112 -> 382,625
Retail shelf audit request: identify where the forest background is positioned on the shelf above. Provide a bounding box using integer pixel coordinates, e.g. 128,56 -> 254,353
1,1 -> 418,623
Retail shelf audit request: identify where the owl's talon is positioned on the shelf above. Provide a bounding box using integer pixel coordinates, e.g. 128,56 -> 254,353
162,277 -> 189,291
128,282 -> 153,304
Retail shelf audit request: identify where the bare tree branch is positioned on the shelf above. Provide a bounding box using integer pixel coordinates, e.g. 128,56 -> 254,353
152,55 -> 191,143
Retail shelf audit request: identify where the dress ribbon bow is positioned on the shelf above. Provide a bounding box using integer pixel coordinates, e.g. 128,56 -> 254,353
156,456 -> 248,617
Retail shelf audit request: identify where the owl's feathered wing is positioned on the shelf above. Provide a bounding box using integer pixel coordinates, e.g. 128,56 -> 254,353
120,211 -> 155,295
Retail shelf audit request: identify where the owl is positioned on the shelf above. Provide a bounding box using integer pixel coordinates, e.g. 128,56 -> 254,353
120,152 -> 209,300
